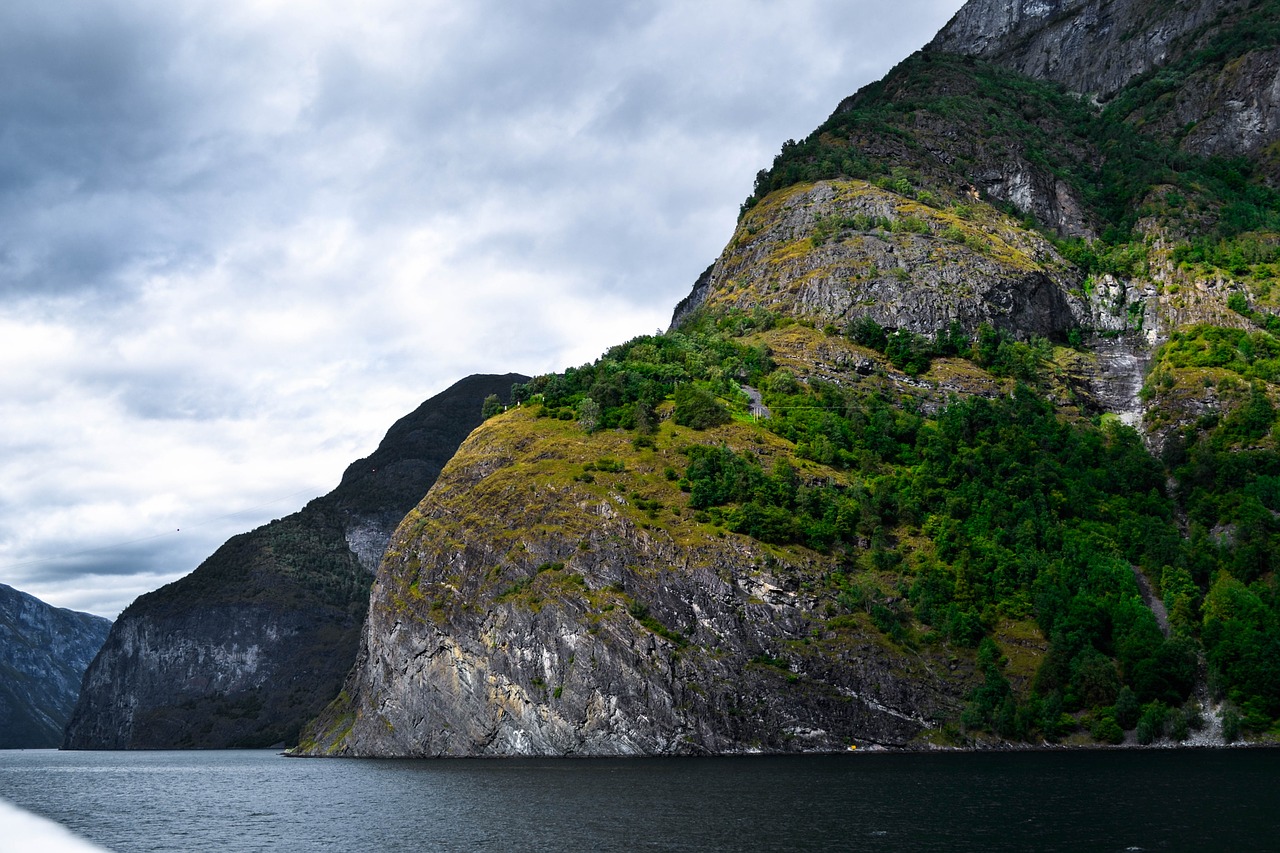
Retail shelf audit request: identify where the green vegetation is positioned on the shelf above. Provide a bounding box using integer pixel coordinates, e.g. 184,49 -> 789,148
1144,326 -> 1280,732
689,381 -> 1198,739
513,312 -> 773,429
1156,325 -> 1280,384
507,307 -> 1280,742
846,317 -> 1049,379
739,48 -> 1280,283
481,394 -> 504,420
673,384 -> 731,429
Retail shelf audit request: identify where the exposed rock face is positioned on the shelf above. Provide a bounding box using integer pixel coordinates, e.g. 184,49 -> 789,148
821,66 -> 1105,239
0,583 -> 110,748
64,373 -> 526,749
678,179 -> 1088,338
298,413 -> 967,757
929,0 -> 1244,100
1154,45 -> 1280,165
931,0 -> 1280,179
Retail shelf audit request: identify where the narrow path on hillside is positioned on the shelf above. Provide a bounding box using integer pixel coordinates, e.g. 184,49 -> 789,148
1130,565 -> 1170,637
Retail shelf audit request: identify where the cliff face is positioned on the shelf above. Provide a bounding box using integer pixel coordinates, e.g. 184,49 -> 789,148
0,583 -> 110,748
675,180 -> 1086,337
301,409 -> 968,757
929,0 -> 1243,99
931,0 -> 1280,180
63,373 -> 525,749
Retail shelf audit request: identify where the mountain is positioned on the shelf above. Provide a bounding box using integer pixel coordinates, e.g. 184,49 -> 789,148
63,373 -> 526,749
0,583 -> 110,748
293,0 -> 1280,755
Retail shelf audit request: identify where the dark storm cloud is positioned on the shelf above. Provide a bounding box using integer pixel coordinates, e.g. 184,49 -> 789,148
0,3 -> 184,297
21,540 -> 192,583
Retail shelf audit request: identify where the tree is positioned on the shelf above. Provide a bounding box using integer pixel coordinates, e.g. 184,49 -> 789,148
673,384 -> 730,429
481,394 -> 504,420
578,397 -> 601,433
846,316 -> 888,350
1114,686 -> 1141,729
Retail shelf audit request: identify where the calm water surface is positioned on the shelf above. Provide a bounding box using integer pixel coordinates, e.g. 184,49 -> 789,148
0,748 -> 1276,852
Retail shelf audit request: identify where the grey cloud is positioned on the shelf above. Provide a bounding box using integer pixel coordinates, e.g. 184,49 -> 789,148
0,0 -> 967,617
16,540 -> 193,584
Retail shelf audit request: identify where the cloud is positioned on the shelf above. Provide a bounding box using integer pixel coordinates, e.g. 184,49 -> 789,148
0,0 -> 966,616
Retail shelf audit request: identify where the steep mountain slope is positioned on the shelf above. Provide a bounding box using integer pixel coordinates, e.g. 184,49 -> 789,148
929,0 -> 1244,99
0,583 -> 110,748
298,0 -> 1280,756
63,373 -> 525,749
300,401 -> 970,756
931,0 -> 1280,179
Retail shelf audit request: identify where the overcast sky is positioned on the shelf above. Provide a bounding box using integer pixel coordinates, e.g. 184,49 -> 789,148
0,0 -> 966,618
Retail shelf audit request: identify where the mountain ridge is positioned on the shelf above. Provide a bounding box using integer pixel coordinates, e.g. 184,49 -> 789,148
928,0 -> 1244,100
64,373 -> 526,749
0,582 -> 110,748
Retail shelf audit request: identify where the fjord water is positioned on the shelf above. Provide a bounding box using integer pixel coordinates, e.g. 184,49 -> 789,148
1,749 -> 1276,852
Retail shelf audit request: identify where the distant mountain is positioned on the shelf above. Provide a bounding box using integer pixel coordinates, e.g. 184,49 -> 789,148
297,0 -> 1280,755
0,583 -> 110,748
64,373 -> 526,749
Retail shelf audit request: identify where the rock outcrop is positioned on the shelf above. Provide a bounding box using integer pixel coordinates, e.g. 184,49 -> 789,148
679,180 -> 1085,337
0,583 -> 110,748
63,373 -> 525,749
929,0 -> 1245,100
931,0 -> 1280,181
299,410 -> 967,756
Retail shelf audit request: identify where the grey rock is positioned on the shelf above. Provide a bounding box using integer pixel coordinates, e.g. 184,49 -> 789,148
676,180 -> 1091,339
297,423 -> 964,757
929,0 -> 1245,100
0,583 -> 110,748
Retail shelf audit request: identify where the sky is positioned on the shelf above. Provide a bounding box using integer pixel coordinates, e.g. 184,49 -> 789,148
0,0 -> 967,618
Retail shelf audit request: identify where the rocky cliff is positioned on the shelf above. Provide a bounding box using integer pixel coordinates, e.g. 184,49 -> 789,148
298,0 -> 1280,755
300,408 -> 969,756
929,0 -> 1243,99
0,583 -> 110,748
63,373 -> 525,749
930,0 -> 1280,181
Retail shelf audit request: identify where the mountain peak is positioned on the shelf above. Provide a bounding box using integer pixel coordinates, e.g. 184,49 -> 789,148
929,0 -> 1249,99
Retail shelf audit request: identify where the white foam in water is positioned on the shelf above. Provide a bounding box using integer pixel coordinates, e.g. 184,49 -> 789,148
0,798 -> 111,852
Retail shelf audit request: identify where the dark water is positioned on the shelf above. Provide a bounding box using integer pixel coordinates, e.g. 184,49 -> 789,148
1,748 -> 1277,852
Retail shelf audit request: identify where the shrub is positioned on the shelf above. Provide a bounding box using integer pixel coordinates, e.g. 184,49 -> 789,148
1115,686 -> 1141,729
1091,714 -> 1125,744
1222,708 -> 1242,743
846,316 -> 888,350
1136,702 -> 1168,744
673,384 -> 730,429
